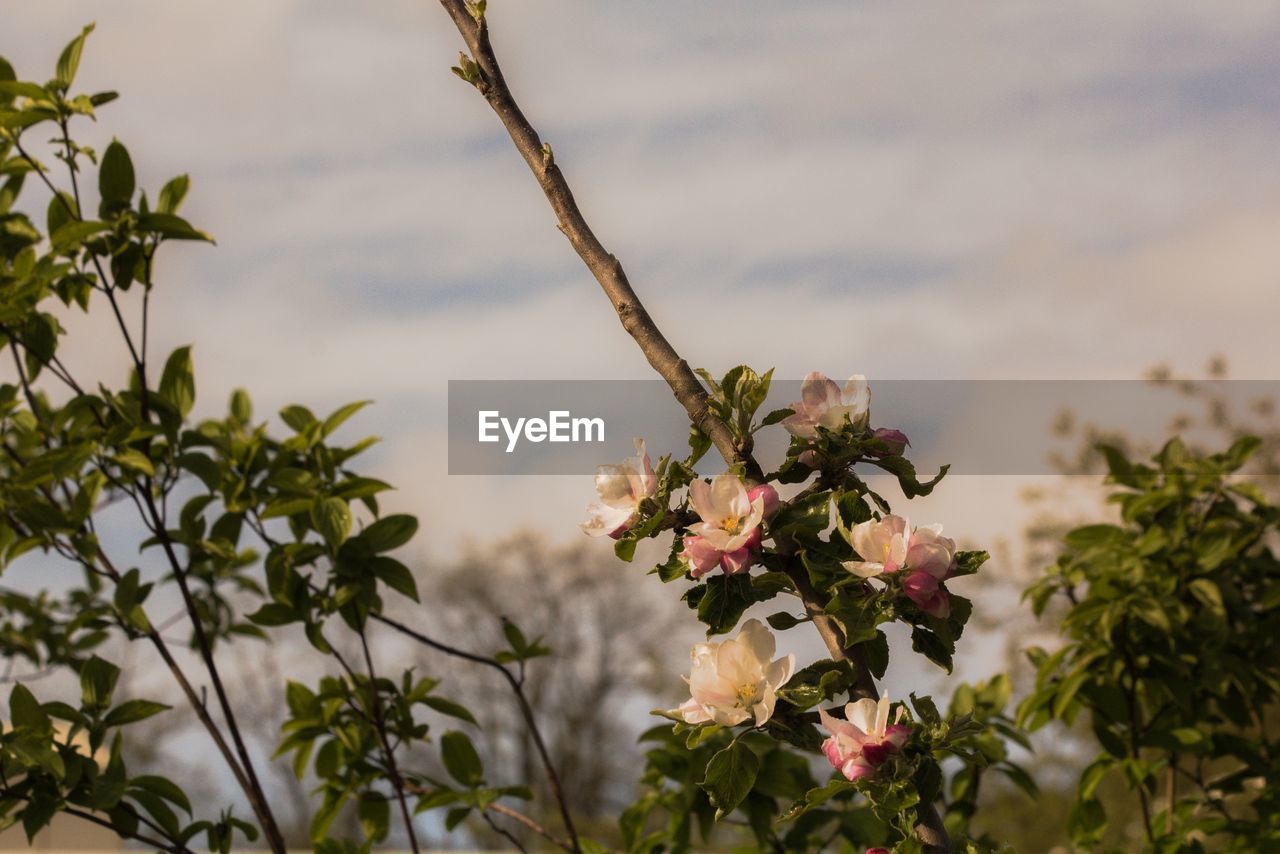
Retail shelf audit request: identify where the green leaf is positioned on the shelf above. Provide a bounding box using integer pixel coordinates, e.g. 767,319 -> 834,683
80,655 -> 121,709
99,139 -> 135,206
158,345 -> 195,418
771,490 -> 831,541
113,448 -> 155,477
357,794 -> 391,843
700,740 -> 760,819
137,211 -> 213,242
423,696 -> 478,726
441,730 -> 484,787
693,574 -> 757,636
280,404 -> 316,432
0,80 -> 49,101
56,24 -> 94,88
46,191 -> 77,236
104,699 -> 170,726
1064,524 -> 1126,550
157,174 -> 190,214
129,775 -> 192,816
322,400 -> 371,437
312,497 -> 351,551
113,567 -> 141,614
230,388 -> 253,423
50,219 -> 108,251
10,682 -> 49,730
363,515 -> 417,553
371,556 -> 418,601
247,603 -> 299,627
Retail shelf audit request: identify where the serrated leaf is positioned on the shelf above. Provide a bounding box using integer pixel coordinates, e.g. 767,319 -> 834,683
700,740 -> 759,819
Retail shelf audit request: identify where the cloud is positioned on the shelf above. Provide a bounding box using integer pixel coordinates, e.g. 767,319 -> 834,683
7,0 -> 1280,548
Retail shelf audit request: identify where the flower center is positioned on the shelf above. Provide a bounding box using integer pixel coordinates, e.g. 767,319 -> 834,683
735,682 -> 760,706
723,516 -> 744,535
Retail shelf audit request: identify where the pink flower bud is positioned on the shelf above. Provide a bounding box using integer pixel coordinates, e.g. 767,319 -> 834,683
867,848 -> 891,854
903,570 -> 951,618
747,483 -> 780,519
871,427 -> 910,457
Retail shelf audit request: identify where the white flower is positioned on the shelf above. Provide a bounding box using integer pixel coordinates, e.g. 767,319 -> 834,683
783,372 -> 871,439
842,514 -> 910,578
686,474 -> 767,554
671,619 -> 795,727
580,438 -> 657,538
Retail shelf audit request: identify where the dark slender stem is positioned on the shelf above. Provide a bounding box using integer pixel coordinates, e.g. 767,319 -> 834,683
484,801 -> 573,851
369,609 -> 581,852
357,627 -> 422,854
0,782 -> 191,853
481,808 -> 529,853
138,488 -> 286,853
1119,616 -> 1155,843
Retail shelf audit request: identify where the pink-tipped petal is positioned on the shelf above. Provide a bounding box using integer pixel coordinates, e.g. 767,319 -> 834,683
719,546 -> 754,575
747,483 -> 780,519
676,698 -> 712,724
682,535 -> 723,578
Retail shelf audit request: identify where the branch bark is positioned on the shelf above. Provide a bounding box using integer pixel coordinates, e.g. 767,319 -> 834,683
432,4 -> 950,850
435,0 -> 751,478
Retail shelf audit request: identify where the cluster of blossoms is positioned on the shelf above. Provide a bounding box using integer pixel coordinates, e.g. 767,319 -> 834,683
819,694 -> 910,781
666,619 -> 912,785
782,371 -> 909,460
844,514 -> 957,617
575,371 -> 958,800
681,475 -> 778,577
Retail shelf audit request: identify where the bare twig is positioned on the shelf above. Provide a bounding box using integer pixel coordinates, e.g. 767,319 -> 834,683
368,609 -> 581,852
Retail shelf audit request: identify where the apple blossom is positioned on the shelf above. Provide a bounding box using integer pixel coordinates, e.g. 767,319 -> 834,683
783,371 -> 870,439
681,475 -> 775,577
818,695 -> 911,781
901,524 -> 957,618
580,438 -> 657,538
842,515 -> 957,617
672,619 -> 795,727
842,514 -> 910,579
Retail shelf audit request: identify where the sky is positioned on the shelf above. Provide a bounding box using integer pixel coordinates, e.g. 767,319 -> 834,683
4,0 -> 1280,728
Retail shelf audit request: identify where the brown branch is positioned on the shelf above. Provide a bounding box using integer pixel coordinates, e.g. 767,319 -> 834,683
435,0 -> 752,479
432,5 -> 949,849
485,801 -> 573,852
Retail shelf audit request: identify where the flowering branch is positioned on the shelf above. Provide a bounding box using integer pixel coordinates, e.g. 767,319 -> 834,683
431,4 -> 954,849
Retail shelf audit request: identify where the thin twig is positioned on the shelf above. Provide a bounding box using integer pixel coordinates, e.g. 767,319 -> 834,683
368,609 -> 581,852
0,782 -> 192,853
357,626 -> 422,854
